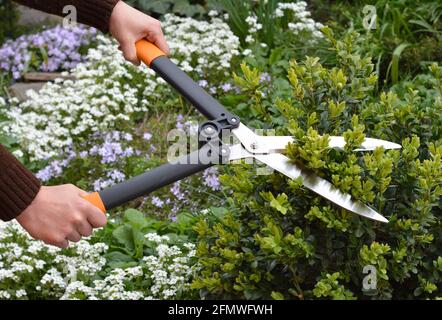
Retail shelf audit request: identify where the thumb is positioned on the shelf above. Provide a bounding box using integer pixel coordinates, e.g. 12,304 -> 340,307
120,40 -> 141,65
84,201 -> 108,228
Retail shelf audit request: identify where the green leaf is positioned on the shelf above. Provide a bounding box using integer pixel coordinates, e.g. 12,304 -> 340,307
112,225 -> 134,250
105,251 -> 134,263
271,291 -> 285,300
125,209 -> 147,229
389,43 -> 410,84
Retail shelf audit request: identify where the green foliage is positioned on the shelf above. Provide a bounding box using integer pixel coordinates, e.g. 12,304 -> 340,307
313,272 -> 356,300
194,29 -> 441,300
0,0 -> 19,44
94,208 -> 200,267
125,0 -> 209,18
315,0 -> 442,86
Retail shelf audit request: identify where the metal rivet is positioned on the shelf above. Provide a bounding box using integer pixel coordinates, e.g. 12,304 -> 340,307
231,118 -> 237,123
204,126 -> 215,134
250,142 -> 258,150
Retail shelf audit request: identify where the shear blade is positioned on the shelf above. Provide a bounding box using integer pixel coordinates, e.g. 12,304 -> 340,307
232,124 -> 401,153
254,153 -> 389,223
329,136 -> 402,151
258,136 -> 402,152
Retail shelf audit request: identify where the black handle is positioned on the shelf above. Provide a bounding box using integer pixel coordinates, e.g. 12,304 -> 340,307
151,56 -> 236,121
98,153 -> 212,210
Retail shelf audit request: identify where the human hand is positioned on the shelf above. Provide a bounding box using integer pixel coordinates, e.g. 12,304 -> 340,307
16,185 -> 107,248
109,1 -> 170,65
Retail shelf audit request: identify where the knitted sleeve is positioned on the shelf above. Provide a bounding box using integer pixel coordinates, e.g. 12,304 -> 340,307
0,145 -> 41,221
13,0 -> 120,33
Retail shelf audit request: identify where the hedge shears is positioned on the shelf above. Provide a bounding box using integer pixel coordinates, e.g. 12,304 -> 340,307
84,40 -> 401,223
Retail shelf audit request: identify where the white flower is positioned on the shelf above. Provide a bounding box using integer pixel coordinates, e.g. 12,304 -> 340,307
2,15 -> 240,161
243,49 -> 253,56
12,150 -> 24,158
15,289 -> 27,298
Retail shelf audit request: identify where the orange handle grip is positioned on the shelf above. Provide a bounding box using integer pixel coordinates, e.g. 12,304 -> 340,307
83,192 -> 106,214
135,40 -> 166,67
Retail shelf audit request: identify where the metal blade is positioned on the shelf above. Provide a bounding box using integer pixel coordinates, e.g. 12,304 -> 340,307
256,136 -> 402,152
254,153 -> 389,223
329,136 -> 402,151
232,123 -> 401,154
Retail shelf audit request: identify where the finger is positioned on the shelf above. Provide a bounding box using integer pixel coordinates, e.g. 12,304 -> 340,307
79,197 -> 107,228
120,40 -> 141,65
87,210 -> 107,229
77,221 -> 93,237
50,239 -> 69,249
66,230 -> 82,243
83,202 -> 107,228
77,189 -> 89,197
146,33 -> 170,56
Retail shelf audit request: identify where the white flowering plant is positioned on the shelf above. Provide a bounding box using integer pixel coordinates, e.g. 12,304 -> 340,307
0,208 -> 200,300
219,1 -> 323,50
1,14 -> 240,162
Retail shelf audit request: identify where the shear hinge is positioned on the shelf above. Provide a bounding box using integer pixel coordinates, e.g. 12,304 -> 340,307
198,115 -> 240,164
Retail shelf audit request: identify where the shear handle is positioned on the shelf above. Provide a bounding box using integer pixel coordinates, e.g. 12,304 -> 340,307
84,152 -> 212,212
135,40 -> 237,121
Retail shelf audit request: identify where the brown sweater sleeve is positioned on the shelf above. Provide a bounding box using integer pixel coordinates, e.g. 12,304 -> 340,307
0,145 -> 41,221
14,0 -> 120,33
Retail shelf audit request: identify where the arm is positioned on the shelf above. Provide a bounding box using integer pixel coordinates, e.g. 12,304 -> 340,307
0,144 -> 41,222
0,145 -> 106,248
13,0 -> 119,33
4,0 -> 170,247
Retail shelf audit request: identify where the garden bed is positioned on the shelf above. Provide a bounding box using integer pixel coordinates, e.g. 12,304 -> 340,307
0,1 -> 441,300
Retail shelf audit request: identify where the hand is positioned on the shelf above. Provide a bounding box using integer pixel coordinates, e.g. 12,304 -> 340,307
109,1 -> 170,65
16,185 -> 107,248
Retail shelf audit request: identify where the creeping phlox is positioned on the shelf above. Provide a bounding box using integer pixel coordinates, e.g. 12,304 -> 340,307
0,25 -> 97,80
2,14 -> 240,161
0,222 -> 197,300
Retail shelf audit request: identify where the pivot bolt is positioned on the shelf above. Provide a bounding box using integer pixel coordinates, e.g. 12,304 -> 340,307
203,126 -> 216,134
250,142 -> 258,150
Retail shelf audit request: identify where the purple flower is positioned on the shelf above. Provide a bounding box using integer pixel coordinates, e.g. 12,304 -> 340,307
151,196 -> 164,208
0,25 -> 97,80
123,133 -> 133,141
260,72 -> 271,83
176,114 -> 184,122
98,141 -> 124,164
36,166 -> 54,182
198,80 -> 208,88
143,133 -> 152,141
122,147 -> 134,157
79,151 -> 88,158
203,167 -> 221,191
170,181 -> 185,200
36,159 -> 70,182
108,169 -> 125,182
221,83 -> 232,92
